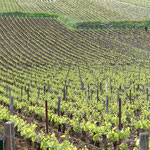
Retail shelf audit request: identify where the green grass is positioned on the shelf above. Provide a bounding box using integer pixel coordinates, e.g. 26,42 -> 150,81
1,11 -> 150,30
75,20 -> 150,30
0,11 -> 59,18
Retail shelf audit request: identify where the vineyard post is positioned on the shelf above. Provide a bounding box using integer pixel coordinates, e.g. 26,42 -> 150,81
102,134 -> 107,150
130,89 -> 131,104
146,88 -> 149,101
100,82 -> 102,95
119,98 -> 122,130
6,72 -> 8,95
90,89 -> 93,101
63,86 -> 66,101
31,75 -> 32,86
88,85 -> 90,99
45,100 -> 48,134
4,121 -> 15,150
117,88 -> 119,103
58,97 -> 61,116
9,87 -> 11,99
24,86 -> 26,92
106,95 -> 109,114
10,97 -> 14,115
47,85 -> 50,92
119,98 -> 122,146
119,85 -> 121,91
81,82 -> 84,91
0,137 -> 3,150
38,87 -> 40,99
85,84 -> 87,97
28,84 -> 30,92
105,82 -> 107,92
142,85 -> 145,94
66,85 -> 68,97
137,84 -> 140,91
97,86 -> 99,102
100,82 -> 102,91
139,133 -> 149,150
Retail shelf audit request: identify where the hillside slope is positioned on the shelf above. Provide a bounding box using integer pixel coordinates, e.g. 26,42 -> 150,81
1,0 -> 150,22
0,17 -> 149,69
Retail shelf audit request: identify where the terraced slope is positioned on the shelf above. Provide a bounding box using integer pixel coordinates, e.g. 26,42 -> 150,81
1,0 -> 150,22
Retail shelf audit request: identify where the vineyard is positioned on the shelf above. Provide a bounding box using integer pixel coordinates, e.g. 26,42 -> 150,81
1,0 -> 150,22
0,0 -> 150,150
0,16 -> 149,149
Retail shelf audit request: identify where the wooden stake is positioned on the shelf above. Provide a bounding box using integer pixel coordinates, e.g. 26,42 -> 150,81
45,100 -> 48,134
10,97 -> 14,115
58,97 -> 61,116
81,82 -> 84,91
63,86 -> 66,101
4,121 -> 15,150
142,85 -> 145,95
106,95 -> 109,114
85,84 -> 87,97
97,86 -> 99,102
130,89 -> 132,104
139,133 -> 149,150
38,87 -> 40,99
146,88 -> 149,102
119,98 -> 122,146
100,82 -> 102,93
0,137 -> 3,150
28,84 -> 30,92
90,89 -> 93,101
47,85 -> 50,92
117,88 -> 119,103
9,87 -> 11,99
119,98 -> 122,131
105,82 -> 108,92
88,85 -> 90,99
